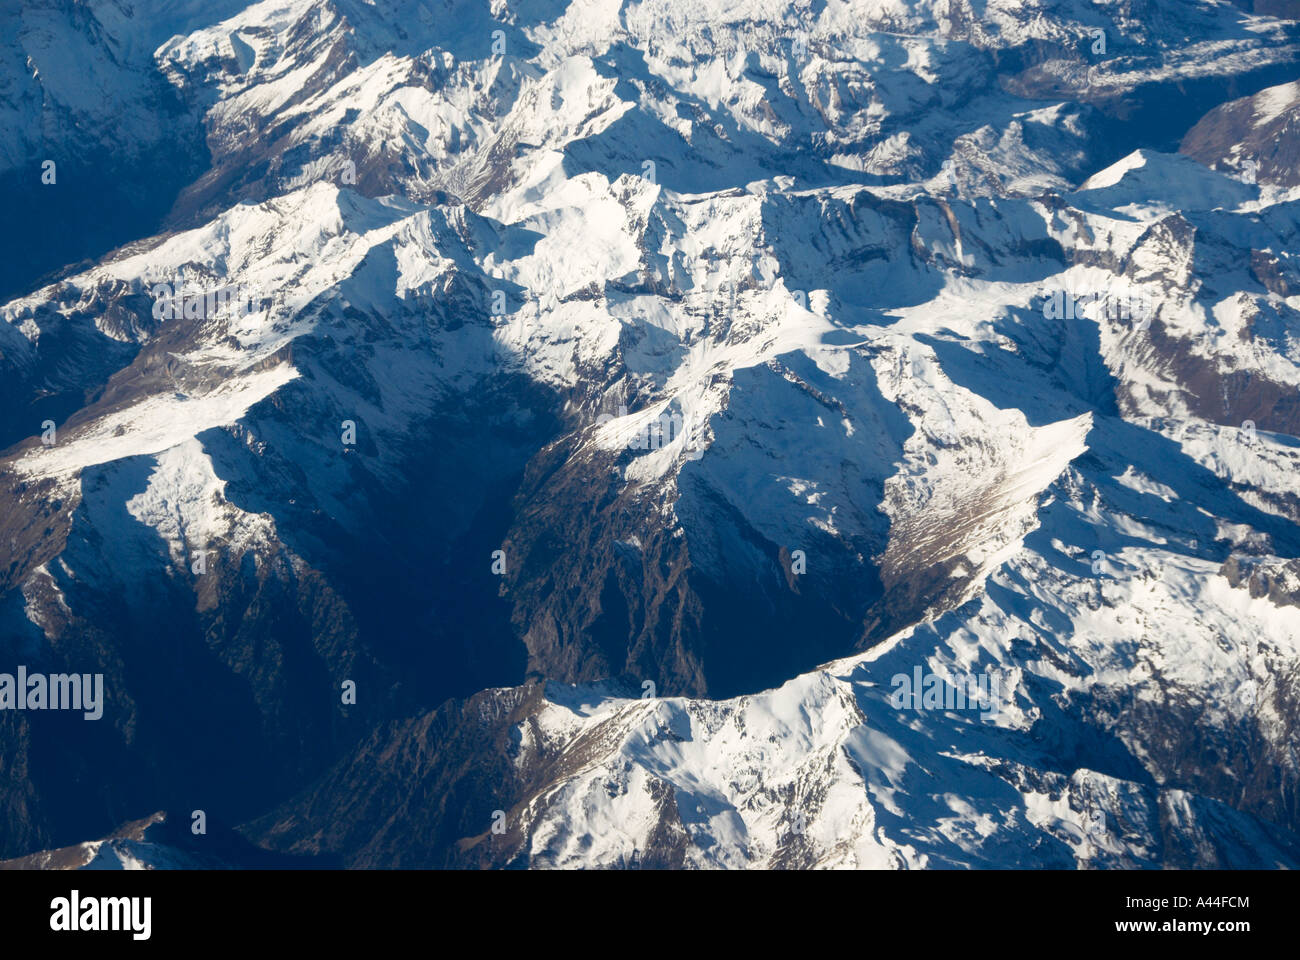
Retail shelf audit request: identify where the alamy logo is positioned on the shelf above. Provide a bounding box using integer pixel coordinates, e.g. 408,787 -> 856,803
1041,289 -> 1151,326
889,667 -> 1009,721
0,667 -> 103,720
596,405 -> 704,460
150,281 -> 268,321
50,891 -> 150,940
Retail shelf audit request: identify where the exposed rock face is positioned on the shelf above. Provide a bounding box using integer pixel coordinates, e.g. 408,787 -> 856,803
1182,80 -> 1300,187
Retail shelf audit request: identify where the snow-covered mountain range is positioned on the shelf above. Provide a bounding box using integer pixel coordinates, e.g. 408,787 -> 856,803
2,0 -> 1299,869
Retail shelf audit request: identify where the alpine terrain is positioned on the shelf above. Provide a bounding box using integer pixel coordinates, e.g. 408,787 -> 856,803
2,0 -> 1300,870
